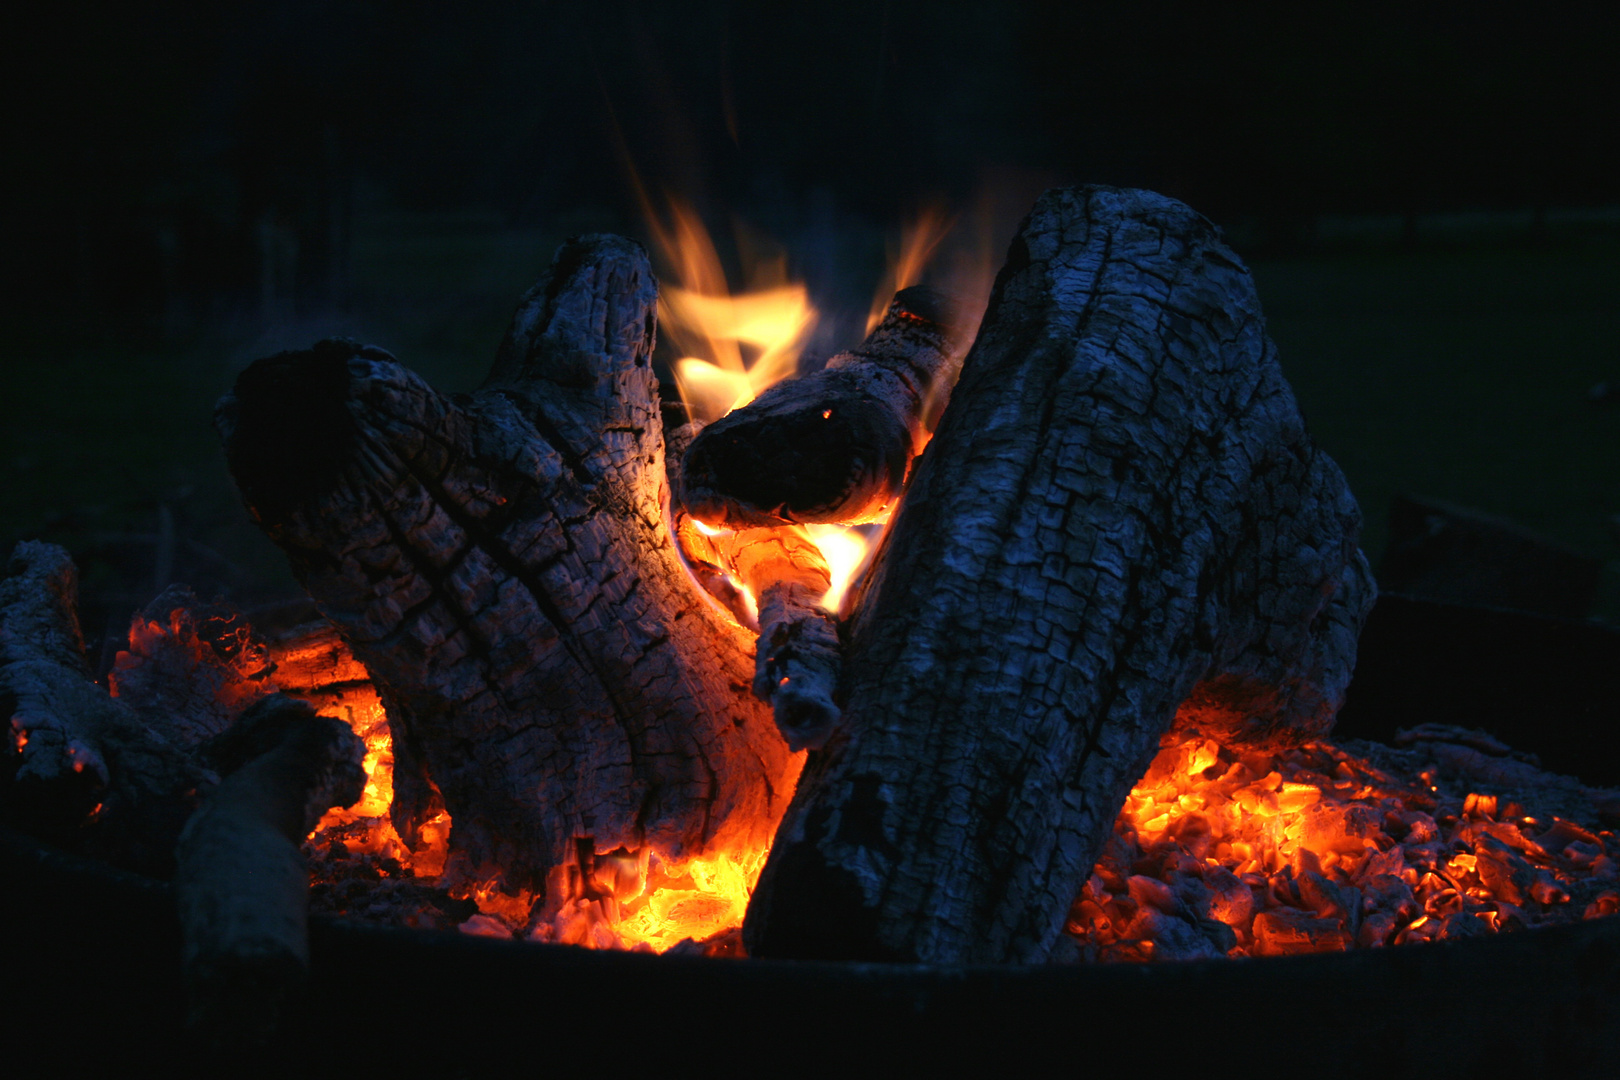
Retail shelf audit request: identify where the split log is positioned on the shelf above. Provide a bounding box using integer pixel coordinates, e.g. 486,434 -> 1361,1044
679,285 -> 965,528
175,694 -> 364,1048
744,186 -> 1376,963
1,541 -> 212,873
217,235 -> 798,896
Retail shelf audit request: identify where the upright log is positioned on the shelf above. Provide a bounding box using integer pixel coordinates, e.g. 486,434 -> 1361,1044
744,187 -> 1376,963
217,236 -> 797,896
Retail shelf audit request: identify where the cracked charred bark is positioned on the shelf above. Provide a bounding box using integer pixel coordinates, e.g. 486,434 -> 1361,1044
217,236 -> 797,895
744,187 -> 1376,964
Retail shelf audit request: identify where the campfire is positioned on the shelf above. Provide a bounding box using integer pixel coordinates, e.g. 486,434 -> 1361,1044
6,185 -> 1619,1043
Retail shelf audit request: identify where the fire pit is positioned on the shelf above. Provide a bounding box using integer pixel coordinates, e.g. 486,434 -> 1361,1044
6,186 -> 1620,1075
6,597 -> 1620,1077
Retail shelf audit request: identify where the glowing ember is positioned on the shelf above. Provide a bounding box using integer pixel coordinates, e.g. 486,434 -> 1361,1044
271,629 -> 450,877
528,842 -> 779,954
1066,732 -> 1620,961
283,618 -> 801,951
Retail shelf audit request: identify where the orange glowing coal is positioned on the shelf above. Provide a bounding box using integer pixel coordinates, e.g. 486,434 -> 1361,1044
1068,732 -> 1619,961
272,628 -> 450,877
281,620 -> 800,952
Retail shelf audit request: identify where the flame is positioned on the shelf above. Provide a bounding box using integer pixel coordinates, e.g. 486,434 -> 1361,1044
650,198 -> 887,614
804,523 -> 873,613
865,204 -> 954,335
652,199 -> 815,425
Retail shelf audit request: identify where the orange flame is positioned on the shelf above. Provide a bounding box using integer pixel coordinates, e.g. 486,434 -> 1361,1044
649,199 -> 815,425
865,204 -> 954,335
649,199 -> 885,613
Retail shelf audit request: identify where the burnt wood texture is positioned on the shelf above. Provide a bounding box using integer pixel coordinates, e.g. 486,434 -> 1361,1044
217,236 -> 797,896
743,187 -> 1376,963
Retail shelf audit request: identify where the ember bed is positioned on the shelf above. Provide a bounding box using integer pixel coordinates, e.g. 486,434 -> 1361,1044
5,597 -> 1619,1077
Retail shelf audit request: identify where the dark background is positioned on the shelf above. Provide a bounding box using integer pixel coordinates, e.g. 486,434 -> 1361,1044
4,1 -> 1619,644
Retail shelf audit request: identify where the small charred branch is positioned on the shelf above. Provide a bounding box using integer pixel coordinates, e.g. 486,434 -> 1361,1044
670,421 -> 844,750
730,531 -> 839,751
746,187 -> 1376,964
1,542 -> 211,874
679,286 -> 965,528
684,523 -> 842,751
218,236 -> 796,895
754,580 -> 841,752
175,694 -> 364,1050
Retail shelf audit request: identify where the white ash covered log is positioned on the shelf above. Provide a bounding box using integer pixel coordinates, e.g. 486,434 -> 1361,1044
743,186 -> 1376,963
679,285 -> 965,529
217,235 -> 797,897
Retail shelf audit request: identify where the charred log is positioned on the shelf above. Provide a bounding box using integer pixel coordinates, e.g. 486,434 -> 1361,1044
175,694 -> 364,1049
679,285 -> 965,528
745,187 -> 1376,964
217,236 -> 797,896
1,542 -> 212,874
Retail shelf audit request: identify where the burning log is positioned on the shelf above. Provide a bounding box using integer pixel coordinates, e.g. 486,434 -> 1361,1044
217,235 -> 798,899
1,542 -> 213,873
678,285 -> 965,528
677,517 -> 841,750
175,694 -> 364,1048
669,419 -> 843,751
743,187 -> 1377,963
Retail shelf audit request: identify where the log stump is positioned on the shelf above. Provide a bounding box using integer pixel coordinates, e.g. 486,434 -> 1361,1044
741,186 -> 1376,963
